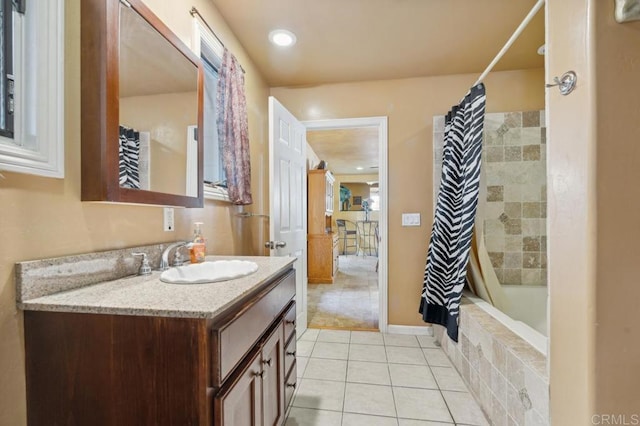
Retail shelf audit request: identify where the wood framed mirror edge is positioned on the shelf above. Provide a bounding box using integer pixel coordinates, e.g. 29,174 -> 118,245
80,0 -> 204,208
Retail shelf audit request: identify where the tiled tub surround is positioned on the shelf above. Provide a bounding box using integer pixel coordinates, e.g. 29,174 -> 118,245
433,298 -> 549,426
433,112 -> 549,425
16,245 -> 295,318
434,110 -> 547,287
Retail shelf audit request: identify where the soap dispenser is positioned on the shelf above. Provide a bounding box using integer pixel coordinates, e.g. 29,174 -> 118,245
190,222 -> 206,263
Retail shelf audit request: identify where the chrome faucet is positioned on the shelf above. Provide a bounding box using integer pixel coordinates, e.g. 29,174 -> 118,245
160,241 -> 191,270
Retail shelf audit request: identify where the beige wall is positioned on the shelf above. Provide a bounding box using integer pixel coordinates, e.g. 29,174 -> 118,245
548,0 -> 640,421
272,68 -> 545,326
0,0 -> 270,424
593,0 -> 640,415
547,0 -> 596,422
306,143 -> 321,170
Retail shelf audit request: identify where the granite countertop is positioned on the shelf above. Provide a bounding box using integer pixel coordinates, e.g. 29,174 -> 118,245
18,256 -> 296,319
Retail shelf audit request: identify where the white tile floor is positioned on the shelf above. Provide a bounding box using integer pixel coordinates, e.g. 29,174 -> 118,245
286,329 -> 488,426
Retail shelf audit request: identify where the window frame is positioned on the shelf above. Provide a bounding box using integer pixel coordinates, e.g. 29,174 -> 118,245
192,17 -> 230,202
0,0 -> 65,178
0,0 -> 14,139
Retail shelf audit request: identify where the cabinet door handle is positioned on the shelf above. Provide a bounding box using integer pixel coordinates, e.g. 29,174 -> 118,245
286,351 -> 296,357
286,382 -> 297,389
253,370 -> 265,378
262,358 -> 272,367
285,319 -> 296,326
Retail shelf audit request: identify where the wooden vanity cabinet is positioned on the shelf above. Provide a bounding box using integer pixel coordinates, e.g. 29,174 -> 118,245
283,302 -> 298,408
24,268 -> 296,426
215,322 -> 285,426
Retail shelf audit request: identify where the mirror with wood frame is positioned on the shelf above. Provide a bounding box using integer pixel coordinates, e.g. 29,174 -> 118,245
81,0 -> 204,207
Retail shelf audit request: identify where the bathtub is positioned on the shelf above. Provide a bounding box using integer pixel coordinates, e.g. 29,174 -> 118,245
502,285 -> 548,336
436,291 -> 550,424
463,287 -> 548,356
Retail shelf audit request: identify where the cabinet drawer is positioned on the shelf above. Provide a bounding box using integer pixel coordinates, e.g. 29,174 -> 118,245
212,269 -> 295,387
283,301 -> 296,342
284,335 -> 296,377
284,363 -> 297,409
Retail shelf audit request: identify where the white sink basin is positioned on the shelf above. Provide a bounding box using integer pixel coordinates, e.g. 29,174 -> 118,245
160,260 -> 259,284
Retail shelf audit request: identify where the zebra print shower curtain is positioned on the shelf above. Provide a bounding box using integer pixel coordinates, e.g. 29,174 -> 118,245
419,83 -> 486,342
119,125 -> 141,189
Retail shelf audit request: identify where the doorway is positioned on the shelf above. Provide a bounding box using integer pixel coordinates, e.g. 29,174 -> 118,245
304,117 -> 388,332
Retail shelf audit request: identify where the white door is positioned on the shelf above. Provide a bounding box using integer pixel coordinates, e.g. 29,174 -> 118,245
268,97 -> 308,336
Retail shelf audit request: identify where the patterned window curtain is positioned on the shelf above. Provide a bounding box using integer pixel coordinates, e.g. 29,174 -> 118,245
419,83 -> 486,342
216,48 -> 252,205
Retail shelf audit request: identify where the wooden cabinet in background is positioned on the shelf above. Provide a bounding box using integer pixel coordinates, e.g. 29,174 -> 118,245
308,169 -> 335,234
307,169 -> 338,284
308,233 -> 339,284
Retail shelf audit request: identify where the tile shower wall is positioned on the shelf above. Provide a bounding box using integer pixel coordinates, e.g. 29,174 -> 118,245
433,110 -> 547,286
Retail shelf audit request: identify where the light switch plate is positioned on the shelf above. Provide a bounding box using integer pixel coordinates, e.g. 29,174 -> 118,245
402,213 -> 421,227
163,208 -> 175,232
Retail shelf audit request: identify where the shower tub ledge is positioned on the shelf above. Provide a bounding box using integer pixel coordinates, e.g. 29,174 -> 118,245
433,295 -> 550,425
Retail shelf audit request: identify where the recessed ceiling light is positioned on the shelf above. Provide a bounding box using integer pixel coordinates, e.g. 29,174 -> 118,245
269,29 -> 297,47
356,167 -> 364,171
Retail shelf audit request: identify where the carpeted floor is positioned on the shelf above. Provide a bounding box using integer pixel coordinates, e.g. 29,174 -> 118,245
307,255 -> 379,330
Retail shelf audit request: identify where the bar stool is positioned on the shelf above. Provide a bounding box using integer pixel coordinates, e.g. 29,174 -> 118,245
336,219 -> 358,255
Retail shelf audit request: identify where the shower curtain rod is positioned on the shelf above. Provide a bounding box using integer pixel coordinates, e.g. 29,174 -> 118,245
472,0 -> 545,87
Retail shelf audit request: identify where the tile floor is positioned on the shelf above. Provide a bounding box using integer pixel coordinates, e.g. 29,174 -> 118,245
286,329 -> 488,426
308,255 -> 379,330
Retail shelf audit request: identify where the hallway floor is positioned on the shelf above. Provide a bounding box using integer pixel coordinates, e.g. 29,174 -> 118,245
307,255 -> 379,330
286,329 -> 488,426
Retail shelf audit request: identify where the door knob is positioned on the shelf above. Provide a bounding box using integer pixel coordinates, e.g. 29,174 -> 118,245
265,241 -> 287,249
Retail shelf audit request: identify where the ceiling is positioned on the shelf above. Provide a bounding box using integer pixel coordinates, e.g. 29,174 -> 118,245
211,0 -> 544,177
210,0 -> 545,87
307,127 -> 379,176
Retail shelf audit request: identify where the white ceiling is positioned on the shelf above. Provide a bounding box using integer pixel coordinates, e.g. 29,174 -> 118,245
307,127 -> 379,176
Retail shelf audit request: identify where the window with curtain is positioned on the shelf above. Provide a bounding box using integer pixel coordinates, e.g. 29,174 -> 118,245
194,16 -> 252,205
197,21 -> 229,201
201,43 -> 225,186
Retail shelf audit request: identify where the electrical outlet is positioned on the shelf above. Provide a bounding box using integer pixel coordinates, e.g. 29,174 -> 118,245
163,208 -> 175,232
402,213 -> 421,227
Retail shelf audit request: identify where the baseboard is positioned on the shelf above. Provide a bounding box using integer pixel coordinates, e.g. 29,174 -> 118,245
386,324 -> 433,336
